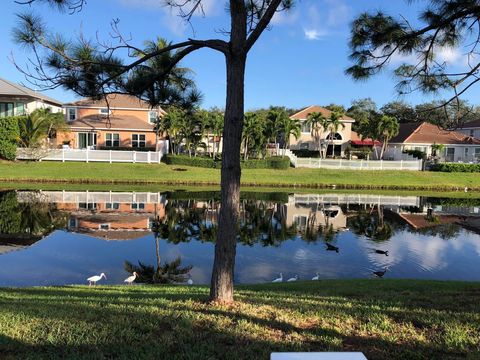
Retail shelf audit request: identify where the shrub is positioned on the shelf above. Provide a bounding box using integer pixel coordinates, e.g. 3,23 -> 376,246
291,149 -> 320,158
163,155 -> 290,169
241,156 -> 290,169
0,117 -> 20,160
430,163 -> 480,172
98,146 -> 156,152
164,154 -> 217,168
403,149 -> 427,160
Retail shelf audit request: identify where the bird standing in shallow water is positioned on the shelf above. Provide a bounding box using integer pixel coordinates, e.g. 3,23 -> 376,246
312,273 -> 320,281
124,272 -> 138,285
87,273 -> 106,286
287,275 -> 298,282
272,273 -> 283,283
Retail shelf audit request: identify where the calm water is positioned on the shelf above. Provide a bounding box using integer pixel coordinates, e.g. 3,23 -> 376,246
0,190 -> 479,286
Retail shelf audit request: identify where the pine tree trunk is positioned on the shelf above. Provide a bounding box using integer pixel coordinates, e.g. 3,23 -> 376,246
210,53 -> 246,302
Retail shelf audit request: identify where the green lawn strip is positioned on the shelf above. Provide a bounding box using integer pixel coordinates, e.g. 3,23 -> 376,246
0,280 -> 478,359
1,161 -> 480,191
1,181 -> 480,199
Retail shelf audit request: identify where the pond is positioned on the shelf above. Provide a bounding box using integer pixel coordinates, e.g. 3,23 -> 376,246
0,189 -> 479,286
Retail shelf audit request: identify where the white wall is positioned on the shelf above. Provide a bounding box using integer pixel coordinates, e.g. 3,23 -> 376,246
457,128 -> 480,139
385,143 -> 480,162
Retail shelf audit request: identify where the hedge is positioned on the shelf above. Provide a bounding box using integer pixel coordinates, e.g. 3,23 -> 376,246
430,163 -> 480,172
403,149 -> 427,160
0,117 -> 20,161
163,155 -> 290,169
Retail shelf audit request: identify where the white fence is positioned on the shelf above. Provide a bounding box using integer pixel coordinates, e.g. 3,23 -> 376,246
16,148 -> 163,164
284,149 -> 422,170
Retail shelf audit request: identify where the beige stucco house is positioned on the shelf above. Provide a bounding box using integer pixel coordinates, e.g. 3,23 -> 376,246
289,105 -> 355,157
0,77 -> 63,117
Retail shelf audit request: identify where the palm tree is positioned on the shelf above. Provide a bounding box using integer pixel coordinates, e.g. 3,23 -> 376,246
242,112 -> 266,160
162,107 -> 185,154
277,117 -> 301,155
265,108 -> 288,156
306,111 -> 328,158
326,111 -> 346,158
378,115 -> 399,160
18,108 -> 66,148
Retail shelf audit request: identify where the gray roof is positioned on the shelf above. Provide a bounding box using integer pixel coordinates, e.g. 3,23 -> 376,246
0,77 -> 63,106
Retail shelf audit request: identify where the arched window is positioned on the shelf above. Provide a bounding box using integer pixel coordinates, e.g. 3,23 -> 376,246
326,132 -> 342,141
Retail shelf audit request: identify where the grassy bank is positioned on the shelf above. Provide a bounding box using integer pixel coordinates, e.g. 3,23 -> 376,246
0,280 -> 478,359
1,161 -> 480,191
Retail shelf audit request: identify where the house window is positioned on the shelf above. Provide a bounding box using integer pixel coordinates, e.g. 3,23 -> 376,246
79,202 -> 97,210
67,108 -> 77,121
15,103 -> 25,115
132,134 -> 146,148
445,148 -> 455,162
326,132 -> 342,141
105,133 -> 120,147
0,103 -> 14,117
300,143 -> 309,150
106,202 -> 120,210
131,203 -> 145,210
300,121 -> 311,133
68,218 -> 77,228
470,129 -> 475,137
99,224 -> 110,230
99,108 -> 111,115
464,148 -> 469,159
475,148 -> 480,160
149,111 -> 158,124
293,215 -> 308,229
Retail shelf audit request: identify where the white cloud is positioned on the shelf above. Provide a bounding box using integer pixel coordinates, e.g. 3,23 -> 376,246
435,46 -> 462,64
304,28 -> 327,41
302,0 -> 351,41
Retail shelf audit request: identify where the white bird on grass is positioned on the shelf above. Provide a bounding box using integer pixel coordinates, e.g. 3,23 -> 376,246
287,275 -> 298,282
312,273 -> 320,281
124,272 -> 138,285
87,273 -> 106,286
272,273 -> 283,283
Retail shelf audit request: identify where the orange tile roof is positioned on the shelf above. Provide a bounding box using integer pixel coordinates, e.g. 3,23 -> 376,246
390,122 -> 480,145
290,105 -> 354,121
69,114 -> 154,131
65,94 -> 162,110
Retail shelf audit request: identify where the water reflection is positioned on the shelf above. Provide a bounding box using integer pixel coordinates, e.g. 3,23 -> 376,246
0,190 -> 479,286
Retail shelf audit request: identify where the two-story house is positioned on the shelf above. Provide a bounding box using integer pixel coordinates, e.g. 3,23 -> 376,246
289,105 -> 355,157
58,94 -> 165,150
0,77 -> 62,117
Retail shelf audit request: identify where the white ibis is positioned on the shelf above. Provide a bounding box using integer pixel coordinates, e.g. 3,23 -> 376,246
373,267 -> 389,278
87,273 -> 106,286
312,273 -> 320,281
187,275 -> 193,285
272,273 -> 283,283
124,272 -> 138,285
287,275 -> 298,282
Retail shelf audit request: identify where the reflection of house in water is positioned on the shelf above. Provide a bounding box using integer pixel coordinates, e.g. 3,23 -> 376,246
283,194 -> 421,232
17,191 -> 166,241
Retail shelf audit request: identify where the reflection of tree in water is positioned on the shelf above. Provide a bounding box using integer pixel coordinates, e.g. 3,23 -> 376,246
0,191 -> 66,241
411,224 -> 461,240
348,205 -> 394,243
124,257 -> 192,284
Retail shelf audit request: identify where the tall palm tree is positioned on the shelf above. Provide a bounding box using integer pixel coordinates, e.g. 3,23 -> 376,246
277,117 -> 301,155
306,111 -> 329,158
326,111 -> 346,158
242,112 -> 265,160
265,108 -> 288,156
378,115 -> 399,159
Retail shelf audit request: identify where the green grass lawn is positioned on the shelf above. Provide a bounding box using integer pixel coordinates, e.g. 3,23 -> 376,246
1,161 -> 480,191
0,280 -> 478,359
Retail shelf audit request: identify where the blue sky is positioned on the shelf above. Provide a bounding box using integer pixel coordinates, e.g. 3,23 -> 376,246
2,0 -> 480,110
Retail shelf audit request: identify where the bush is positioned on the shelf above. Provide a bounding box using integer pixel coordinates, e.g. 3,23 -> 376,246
430,163 -> 480,172
241,156 -> 290,169
163,155 -> 290,169
0,117 -> 20,160
403,149 -> 427,160
98,146 -> 156,152
164,154 -> 216,168
291,149 -> 320,158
